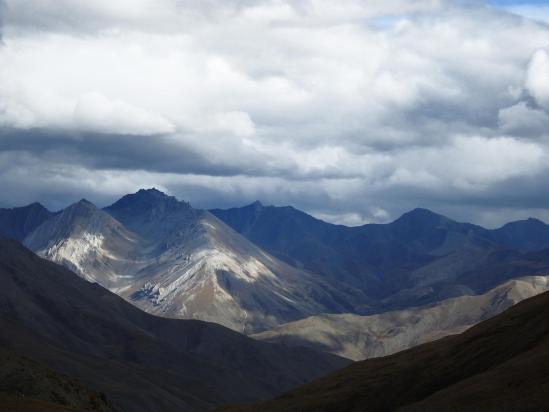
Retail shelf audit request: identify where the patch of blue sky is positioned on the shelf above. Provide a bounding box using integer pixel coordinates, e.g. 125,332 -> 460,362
490,0 -> 549,23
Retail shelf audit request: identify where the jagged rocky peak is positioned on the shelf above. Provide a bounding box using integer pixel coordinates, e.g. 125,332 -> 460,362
104,188 -> 199,236
105,188 -> 191,214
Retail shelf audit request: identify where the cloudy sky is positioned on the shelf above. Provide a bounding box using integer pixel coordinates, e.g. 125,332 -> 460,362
1,0 -> 549,227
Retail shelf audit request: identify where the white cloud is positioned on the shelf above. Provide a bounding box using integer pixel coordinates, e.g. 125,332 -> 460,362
526,48 -> 549,110
498,101 -> 549,136
199,111 -> 256,137
0,100 -> 35,128
73,92 -> 175,135
1,0 -> 549,226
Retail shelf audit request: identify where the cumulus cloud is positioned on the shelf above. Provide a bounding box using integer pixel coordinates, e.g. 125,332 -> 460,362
0,0 -> 549,227
526,48 -> 549,110
498,101 -> 549,137
73,92 -> 175,135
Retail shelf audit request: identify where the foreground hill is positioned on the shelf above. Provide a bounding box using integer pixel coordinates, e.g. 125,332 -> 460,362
253,275 -> 549,360
0,236 -> 349,412
22,189 -> 363,332
224,288 -> 549,411
0,349 -> 114,412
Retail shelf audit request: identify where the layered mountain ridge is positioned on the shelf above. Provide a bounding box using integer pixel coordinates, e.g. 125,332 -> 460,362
252,275 -> 549,360
212,202 -> 549,308
3,190 -> 549,336
21,189 -> 362,333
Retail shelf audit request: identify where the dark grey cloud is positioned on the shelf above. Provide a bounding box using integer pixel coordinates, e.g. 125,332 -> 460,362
0,128 -> 250,177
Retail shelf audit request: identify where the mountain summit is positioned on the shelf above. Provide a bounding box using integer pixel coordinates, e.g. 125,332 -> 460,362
106,188 -> 186,210
104,188 -> 197,238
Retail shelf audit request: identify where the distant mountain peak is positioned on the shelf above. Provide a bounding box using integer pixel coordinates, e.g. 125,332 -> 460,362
130,188 -> 175,203
249,200 -> 264,208
58,199 -> 98,215
0,202 -> 55,241
407,207 -> 441,216
497,217 -> 548,231
523,217 -> 545,225
136,187 -> 168,197
26,201 -> 49,210
67,199 -> 98,212
105,188 -> 190,212
393,207 -> 448,225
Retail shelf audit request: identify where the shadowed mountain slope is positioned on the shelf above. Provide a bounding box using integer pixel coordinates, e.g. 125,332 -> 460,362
0,203 -> 54,241
0,236 -> 350,412
488,217 -> 549,251
224,288 -> 549,412
212,204 -> 549,305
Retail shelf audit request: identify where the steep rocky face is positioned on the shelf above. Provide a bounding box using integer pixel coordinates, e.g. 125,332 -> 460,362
0,236 -> 350,412
23,190 -> 362,333
0,202 -> 54,241
23,199 -> 143,289
252,275 -> 549,360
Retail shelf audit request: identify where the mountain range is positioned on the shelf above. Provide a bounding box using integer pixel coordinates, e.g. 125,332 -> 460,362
2,190 -> 549,411
2,189 -> 549,337
212,203 -> 549,306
